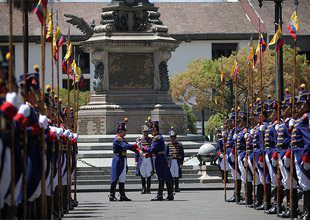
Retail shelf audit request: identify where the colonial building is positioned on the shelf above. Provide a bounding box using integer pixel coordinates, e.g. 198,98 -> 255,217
0,0 -> 309,92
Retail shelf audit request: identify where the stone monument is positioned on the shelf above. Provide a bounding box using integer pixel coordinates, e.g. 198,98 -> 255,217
67,0 -> 187,135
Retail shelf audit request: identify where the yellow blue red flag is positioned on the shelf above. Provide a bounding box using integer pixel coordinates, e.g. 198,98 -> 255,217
287,11 -> 299,42
62,42 -> 74,74
269,24 -> 284,51
46,13 -> 53,42
53,26 -> 65,61
34,0 -> 48,25
256,34 -> 266,56
230,60 -> 239,80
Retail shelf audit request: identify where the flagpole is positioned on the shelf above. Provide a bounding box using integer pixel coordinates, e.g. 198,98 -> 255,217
289,7 -> 297,219
259,32 -> 267,211
8,0 -> 16,218
234,55 -> 238,205
66,28 -> 71,213
21,0 -> 28,218
74,82 -> 79,204
49,1 -> 55,219
40,6 -> 47,218
252,55 -> 256,208
56,10 -> 63,218
221,56 -> 227,201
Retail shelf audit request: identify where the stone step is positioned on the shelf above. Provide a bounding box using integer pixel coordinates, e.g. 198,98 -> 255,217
76,174 -> 201,180
77,170 -> 200,176
74,178 -> 201,185
77,149 -> 199,159
77,140 -> 208,151
78,134 -> 208,143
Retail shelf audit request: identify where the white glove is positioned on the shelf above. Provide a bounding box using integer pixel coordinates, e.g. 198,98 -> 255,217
244,133 -> 250,139
271,158 -> 278,167
56,127 -> 63,137
250,129 -> 255,135
73,133 -> 79,140
289,119 -> 296,129
6,92 -> 18,106
17,104 -> 31,117
139,150 -> 144,159
135,162 -> 138,166
49,126 -> 56,133
63,129 -> 70,137
233,134 -> 238,140
260,125 -> 265,132
303,162 -> 310,171
283,156 -> 290,168
222,131 -> 227,138
275,124 -> 280,132
229,153 -> 235,162
39,114 -> 49,129
219,153 -> 224,158
69,132 -> 73,139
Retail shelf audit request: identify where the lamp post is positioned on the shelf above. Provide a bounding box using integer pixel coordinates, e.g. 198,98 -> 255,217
258,0 -> 284,101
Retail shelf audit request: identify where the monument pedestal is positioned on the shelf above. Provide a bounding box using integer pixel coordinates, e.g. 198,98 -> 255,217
77,0 -> 187,135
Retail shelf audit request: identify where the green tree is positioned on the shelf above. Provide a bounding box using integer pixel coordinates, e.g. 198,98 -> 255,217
205,113 -> 223,137
170,45 -> 310,120
58,88 -> 91,109
182,104 -> 197,134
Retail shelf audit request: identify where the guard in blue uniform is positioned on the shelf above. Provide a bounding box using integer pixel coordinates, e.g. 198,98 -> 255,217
109,120 -> 142,202
166,126 -> 184,192
144,121 -> 174,201
236,111 -> 252,205
215,127 -> 230,183
264,99 -> 284,214
135,121 -> 153,194
292,86 -> 310,220
226,108 -> 242,202
277,94 -> 299,218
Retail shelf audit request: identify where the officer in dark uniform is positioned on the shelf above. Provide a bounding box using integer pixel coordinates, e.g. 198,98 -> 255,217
166,126 -> 184,192
144,121 -> 174,201
215,127 -> 230,183
109,119 -> 143,201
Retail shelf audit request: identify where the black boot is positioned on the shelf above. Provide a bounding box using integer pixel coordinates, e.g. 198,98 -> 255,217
247,182 -> 253,205
119,182 -> 131,201
265,186 -> 277,214
141,177 -> 146,194
109,181 -> 118,201
302,190 -> 310,220
147,176 -> 152,194
254,184 -> 264,210
225,171 -> 231,183
236,179 -> 242,202
221,170 -> 225,183
279,189 -> 299,218
151,180 -> 164,201
166,181 -> 174,201
175,178 -> 180,192
278,189 -> 290,218
264,184 -> 272,211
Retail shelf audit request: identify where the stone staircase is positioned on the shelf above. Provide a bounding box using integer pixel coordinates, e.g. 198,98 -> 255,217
74,134 -> 224,192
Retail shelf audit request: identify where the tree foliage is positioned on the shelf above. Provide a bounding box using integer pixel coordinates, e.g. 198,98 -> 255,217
170,45 -> 310,119
58,88 -> 91,110
205,113 -> 223,136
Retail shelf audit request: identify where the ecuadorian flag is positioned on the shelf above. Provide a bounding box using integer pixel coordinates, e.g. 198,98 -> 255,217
34,0 -> 48,25
230,60 -> 239,80
287,11 -> 299,42
269,24 -> 284,51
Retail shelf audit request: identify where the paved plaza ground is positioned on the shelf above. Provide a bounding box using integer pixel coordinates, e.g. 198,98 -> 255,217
64,187 -> 280,220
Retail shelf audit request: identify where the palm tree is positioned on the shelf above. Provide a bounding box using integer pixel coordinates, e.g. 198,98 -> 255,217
11,0 -> 37,73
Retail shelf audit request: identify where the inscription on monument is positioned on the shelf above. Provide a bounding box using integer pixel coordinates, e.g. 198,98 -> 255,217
109,53 -> 154,89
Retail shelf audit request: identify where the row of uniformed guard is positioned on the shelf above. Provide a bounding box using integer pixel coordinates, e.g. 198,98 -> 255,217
0,57 -> 79,219
216,84 -> 310,219
109,119 -> 184,201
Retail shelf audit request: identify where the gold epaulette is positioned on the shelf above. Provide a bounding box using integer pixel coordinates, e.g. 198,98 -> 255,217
152,135 -> 160,142
115,137 -> 124,142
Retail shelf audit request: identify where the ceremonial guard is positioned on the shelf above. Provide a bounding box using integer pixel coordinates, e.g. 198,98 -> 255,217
264,98 -> 283,214
135,120 -> 153,194
166,126 -> 184,192
144,121 -> 174,201
276,94 -> 299,218
109,119 -> 143,202
291,85 -> 310,220
215,127 -> 229,183
226,108 -> 242,202
236,111 -> 252,205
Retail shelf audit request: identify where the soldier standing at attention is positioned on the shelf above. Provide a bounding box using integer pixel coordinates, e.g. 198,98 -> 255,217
135,120 -> 153,194
109,119 -> 144,202
144,121 -> 174,201
166,126 -> 184,192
